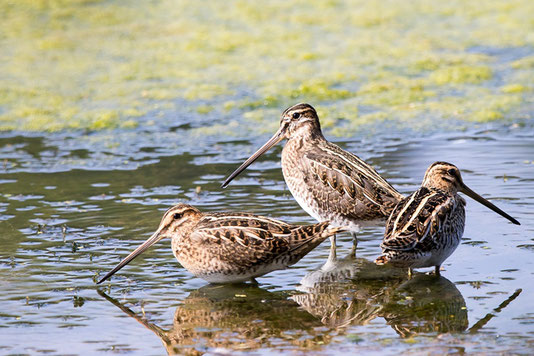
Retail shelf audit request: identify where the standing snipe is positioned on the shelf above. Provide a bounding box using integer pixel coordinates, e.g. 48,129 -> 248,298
222,103 -> 403,250
375,162 -> 520,275
97,203 -> 344,284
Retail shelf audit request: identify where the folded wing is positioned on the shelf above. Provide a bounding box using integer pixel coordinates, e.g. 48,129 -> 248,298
303,143 -> 403,220
381,188 -> 463,253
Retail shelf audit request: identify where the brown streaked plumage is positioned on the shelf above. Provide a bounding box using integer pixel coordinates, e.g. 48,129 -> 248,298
375,162 -> 520,275
98,286 -> 329,355
222,103 -> 403,247
97,203 -> 345,284
380,274 -> 468,338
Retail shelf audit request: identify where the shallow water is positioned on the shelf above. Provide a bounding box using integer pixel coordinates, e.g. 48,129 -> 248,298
0,120 -> 533,355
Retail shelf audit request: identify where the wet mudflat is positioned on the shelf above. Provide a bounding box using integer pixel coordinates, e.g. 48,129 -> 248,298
0,121 -> 532,355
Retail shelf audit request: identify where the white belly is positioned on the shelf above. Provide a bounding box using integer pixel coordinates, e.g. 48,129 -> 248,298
283,171 -> 367,233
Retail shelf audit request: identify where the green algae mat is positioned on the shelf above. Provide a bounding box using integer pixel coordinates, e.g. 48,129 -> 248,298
1,0 -> 533,133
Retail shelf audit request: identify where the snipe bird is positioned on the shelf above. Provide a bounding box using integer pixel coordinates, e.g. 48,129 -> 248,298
375,162 -> 520,275
97,203 -> 344,284
222,103 -> 403,249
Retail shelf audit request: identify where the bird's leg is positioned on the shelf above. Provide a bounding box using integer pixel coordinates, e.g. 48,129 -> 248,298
408,268 -> 413,279
350,232 -> 358,258
321,234 -> 338,271
329,233 -> 337,249
328,234 -> 337,261
434,265 -> 441,276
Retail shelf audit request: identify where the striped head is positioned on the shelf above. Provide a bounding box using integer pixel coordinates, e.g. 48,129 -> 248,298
96,203 -> 202,284
422,162 -> 463,194
157,204 -> 202,236
221,103 -> 323,188
421,161 -> 519,225
280,103 -> 323,139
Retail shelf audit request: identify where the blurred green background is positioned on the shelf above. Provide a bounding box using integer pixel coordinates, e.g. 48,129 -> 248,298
1,0 -> 532,133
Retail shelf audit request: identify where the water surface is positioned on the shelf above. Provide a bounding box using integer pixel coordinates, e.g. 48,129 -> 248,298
0,121 -> 532,355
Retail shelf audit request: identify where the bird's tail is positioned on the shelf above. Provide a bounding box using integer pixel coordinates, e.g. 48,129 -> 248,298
289,222 -> 345,254
322,224 -> 348,238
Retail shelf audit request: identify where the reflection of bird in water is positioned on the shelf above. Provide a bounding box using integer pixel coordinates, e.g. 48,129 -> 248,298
294,259 -> 522,339
97,203 -> 343,284
293,244 -> 468,336
379,274 -> 468,337
98,284 -> 328,355
292,250 -> 407,329
298,240 -> 360,289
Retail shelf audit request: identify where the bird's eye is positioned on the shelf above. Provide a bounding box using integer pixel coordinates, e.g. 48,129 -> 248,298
173,213 -> 183,220
447,168 -> 456,176
292,112 -> 301,119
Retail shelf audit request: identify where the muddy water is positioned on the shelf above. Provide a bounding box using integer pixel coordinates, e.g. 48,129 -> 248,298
0,121 -> 532,355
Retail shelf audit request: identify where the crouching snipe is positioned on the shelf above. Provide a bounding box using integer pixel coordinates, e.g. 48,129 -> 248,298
97,203 -> 344,284
375,162 -> 520,276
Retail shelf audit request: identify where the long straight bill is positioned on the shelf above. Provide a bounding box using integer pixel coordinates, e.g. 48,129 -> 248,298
221,127 -> 285,188
97,229 -> 166,284
461,184 -> 520,225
